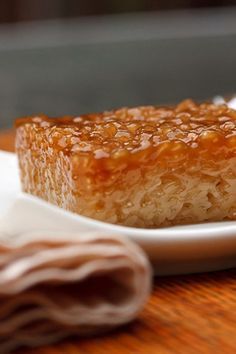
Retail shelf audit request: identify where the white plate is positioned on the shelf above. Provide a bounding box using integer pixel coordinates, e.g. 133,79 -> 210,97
1,150 -> 236,276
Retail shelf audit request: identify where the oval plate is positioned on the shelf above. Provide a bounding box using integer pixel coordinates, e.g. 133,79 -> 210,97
1,150 -> 236,275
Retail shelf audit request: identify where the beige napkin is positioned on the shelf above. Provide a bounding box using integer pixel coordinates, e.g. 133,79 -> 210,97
0,231 -> 152,353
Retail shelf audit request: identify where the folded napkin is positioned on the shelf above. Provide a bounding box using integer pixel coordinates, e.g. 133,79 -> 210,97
0,231 -> 152,353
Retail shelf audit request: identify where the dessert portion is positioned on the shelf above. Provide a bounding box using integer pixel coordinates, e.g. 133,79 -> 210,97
15,99 -> 236,228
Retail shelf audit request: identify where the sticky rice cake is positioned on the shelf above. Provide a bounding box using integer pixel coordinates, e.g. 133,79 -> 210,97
15,99 -> 236,228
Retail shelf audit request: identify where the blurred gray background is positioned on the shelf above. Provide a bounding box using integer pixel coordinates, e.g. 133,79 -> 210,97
0,1 -> 236,129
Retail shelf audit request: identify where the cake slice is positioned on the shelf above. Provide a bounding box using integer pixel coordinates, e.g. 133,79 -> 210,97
15,99 -> 236,228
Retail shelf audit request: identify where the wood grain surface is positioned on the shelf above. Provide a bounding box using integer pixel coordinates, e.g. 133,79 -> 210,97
1,131 -> 236,354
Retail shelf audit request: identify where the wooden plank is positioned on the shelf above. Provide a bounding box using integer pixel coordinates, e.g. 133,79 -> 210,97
0,129 -> 15,151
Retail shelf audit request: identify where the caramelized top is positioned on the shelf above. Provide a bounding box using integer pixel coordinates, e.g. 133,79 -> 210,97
16,100 -> 236,172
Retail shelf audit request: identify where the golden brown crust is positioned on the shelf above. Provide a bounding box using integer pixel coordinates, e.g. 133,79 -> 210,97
15,100 -> 236,157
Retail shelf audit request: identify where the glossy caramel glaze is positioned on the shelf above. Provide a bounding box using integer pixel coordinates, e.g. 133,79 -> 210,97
15,100 -> 236,167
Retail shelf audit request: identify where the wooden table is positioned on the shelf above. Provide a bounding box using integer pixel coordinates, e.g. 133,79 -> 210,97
1,130 -> 236,354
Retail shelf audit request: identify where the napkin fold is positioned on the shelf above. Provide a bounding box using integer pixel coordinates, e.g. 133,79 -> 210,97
0,231 -> 152,353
